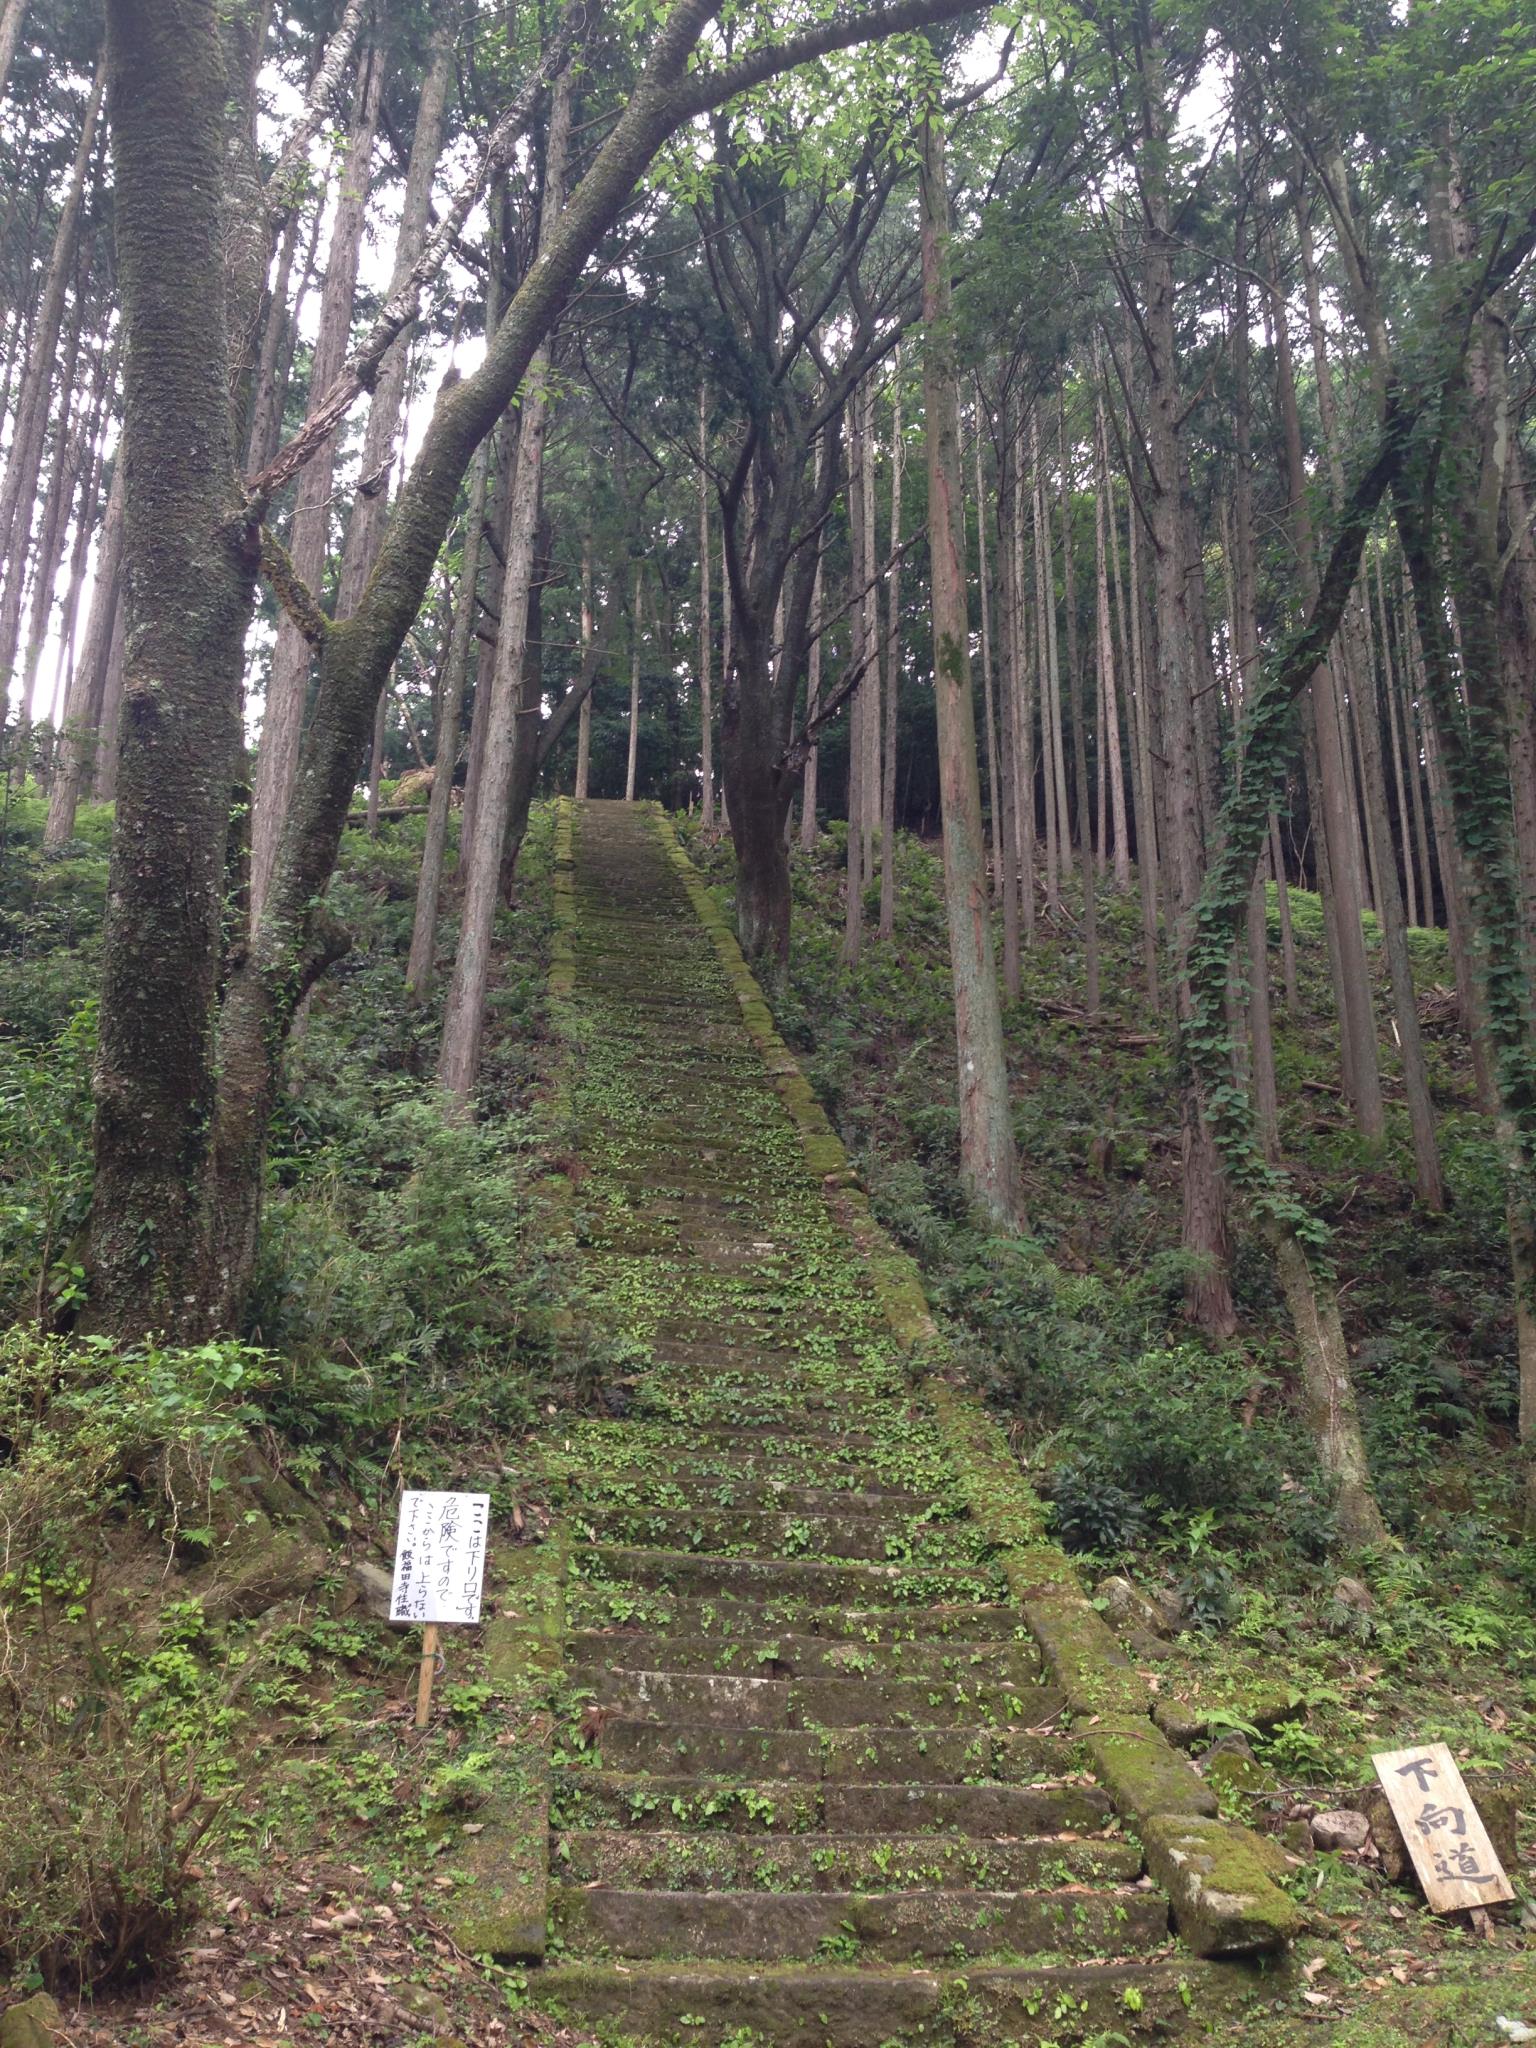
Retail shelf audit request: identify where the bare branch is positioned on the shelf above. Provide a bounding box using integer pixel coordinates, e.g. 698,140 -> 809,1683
245,16 -> 579,512
264,0 -> 369,232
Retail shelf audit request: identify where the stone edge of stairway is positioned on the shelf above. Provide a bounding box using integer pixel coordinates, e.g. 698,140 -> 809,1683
646,802 -> 1304,1966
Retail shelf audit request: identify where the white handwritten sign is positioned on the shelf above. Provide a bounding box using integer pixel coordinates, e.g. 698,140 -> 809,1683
1372,1742 -> 1514,1914
390,1491 -> 490,1627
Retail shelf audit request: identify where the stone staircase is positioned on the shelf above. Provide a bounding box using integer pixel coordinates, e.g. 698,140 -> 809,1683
519,801 -> 1282,2046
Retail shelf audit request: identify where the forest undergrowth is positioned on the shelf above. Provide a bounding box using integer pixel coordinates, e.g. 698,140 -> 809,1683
1,795 -> 1533,2041
0,791 -> 590,2038
681,816 -> 1534,1892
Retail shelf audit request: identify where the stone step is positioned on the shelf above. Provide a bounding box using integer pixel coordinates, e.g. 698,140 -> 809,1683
578,1664 -> 1060,1731
549,1883 -> 1168,1963
566,1630 -> 1039,1682
568,1477 -> 933,1515
559,1423 -> 954,1488
575,1719 -> 1074,1783
564,1589 -> 1027,1643
540,1957 -> 1247,2047
630,1388 -> 904,1433
569,1505 -> 987,1565
550,1774 -> 1112,1836
551,1829 -> 1142,1892
572,1544 -> 1006,1607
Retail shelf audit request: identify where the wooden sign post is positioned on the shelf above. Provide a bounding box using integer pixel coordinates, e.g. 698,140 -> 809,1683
389,1490 -> 491,1728
1372,1742 -> 1514,1914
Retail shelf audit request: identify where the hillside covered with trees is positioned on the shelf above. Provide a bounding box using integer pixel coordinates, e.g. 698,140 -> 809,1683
2,0 -> 1536,2040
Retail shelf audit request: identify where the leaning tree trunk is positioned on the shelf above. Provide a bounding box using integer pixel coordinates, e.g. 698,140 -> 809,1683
341,23 -> 454,825
920,115 -> 1027,1237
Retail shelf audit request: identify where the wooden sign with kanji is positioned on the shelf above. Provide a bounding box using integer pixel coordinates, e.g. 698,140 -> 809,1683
1371,1742 -> 1514,1914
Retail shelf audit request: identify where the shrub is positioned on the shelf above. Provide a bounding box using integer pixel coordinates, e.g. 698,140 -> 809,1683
1055,1344 -> 1290,1523
0,1698 -> 220,1991
0,999 -> 95,1323
1044,1458 -> 1148,1555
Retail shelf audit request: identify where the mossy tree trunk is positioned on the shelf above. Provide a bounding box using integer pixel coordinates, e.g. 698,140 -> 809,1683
90,0 -> 259,1334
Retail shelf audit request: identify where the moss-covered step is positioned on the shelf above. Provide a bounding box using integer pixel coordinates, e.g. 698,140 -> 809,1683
533,803 -> 1293,2039
564,1629 -> 1042,1681
569,1720 -> 1079,1784
552,1774 -> 1111,1837
563,1590 -> 1028,1642
569,1476 -> 936,1513
541,1954 -> 1268,2048
551,1828 -> 1144,1892
571,1545 -> 1007,1606
576,1663 -> 1062,1730
550,1882 -> 1168,1963
568,1505 -> 993,1565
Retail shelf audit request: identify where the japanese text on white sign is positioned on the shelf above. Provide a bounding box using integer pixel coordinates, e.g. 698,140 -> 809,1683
390,1490 -> 490,1626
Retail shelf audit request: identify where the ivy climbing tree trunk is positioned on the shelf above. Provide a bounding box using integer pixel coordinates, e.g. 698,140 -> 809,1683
920,114 -> 1027,1237
1184,410 -> 1404,1547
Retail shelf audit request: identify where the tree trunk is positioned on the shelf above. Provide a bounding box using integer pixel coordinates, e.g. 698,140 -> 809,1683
920,116 -> 1027,1236
44,463 -> 122,844
625,561 -> 642,801
1271,1231 -> 1388,1547
1010,428 -> 1037,944
0,0 -> 28,100
461,412 -> 517,859
698,380 -> 714,828
878,362 -> 901,938
17,286 -> 90,728
1136,70 -> 1235,1339
1375,548 -> 1419,928
974,396 -> 1002,910
843,392 -> 868,966
995,422 -> 1023,998
574,535 -> 593,799
1272,258 -> 1386,1142
437,67 -> 570,1111
1354,599 -> 1444,1205
1060,399 -> 1098,1015
799,493 -> 822,849
87,0 -> 257,1333
1031,429 -> 1061,914
405,399 -> 497,998
248,50 -> 382,923
1094,395 -> 1130,893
